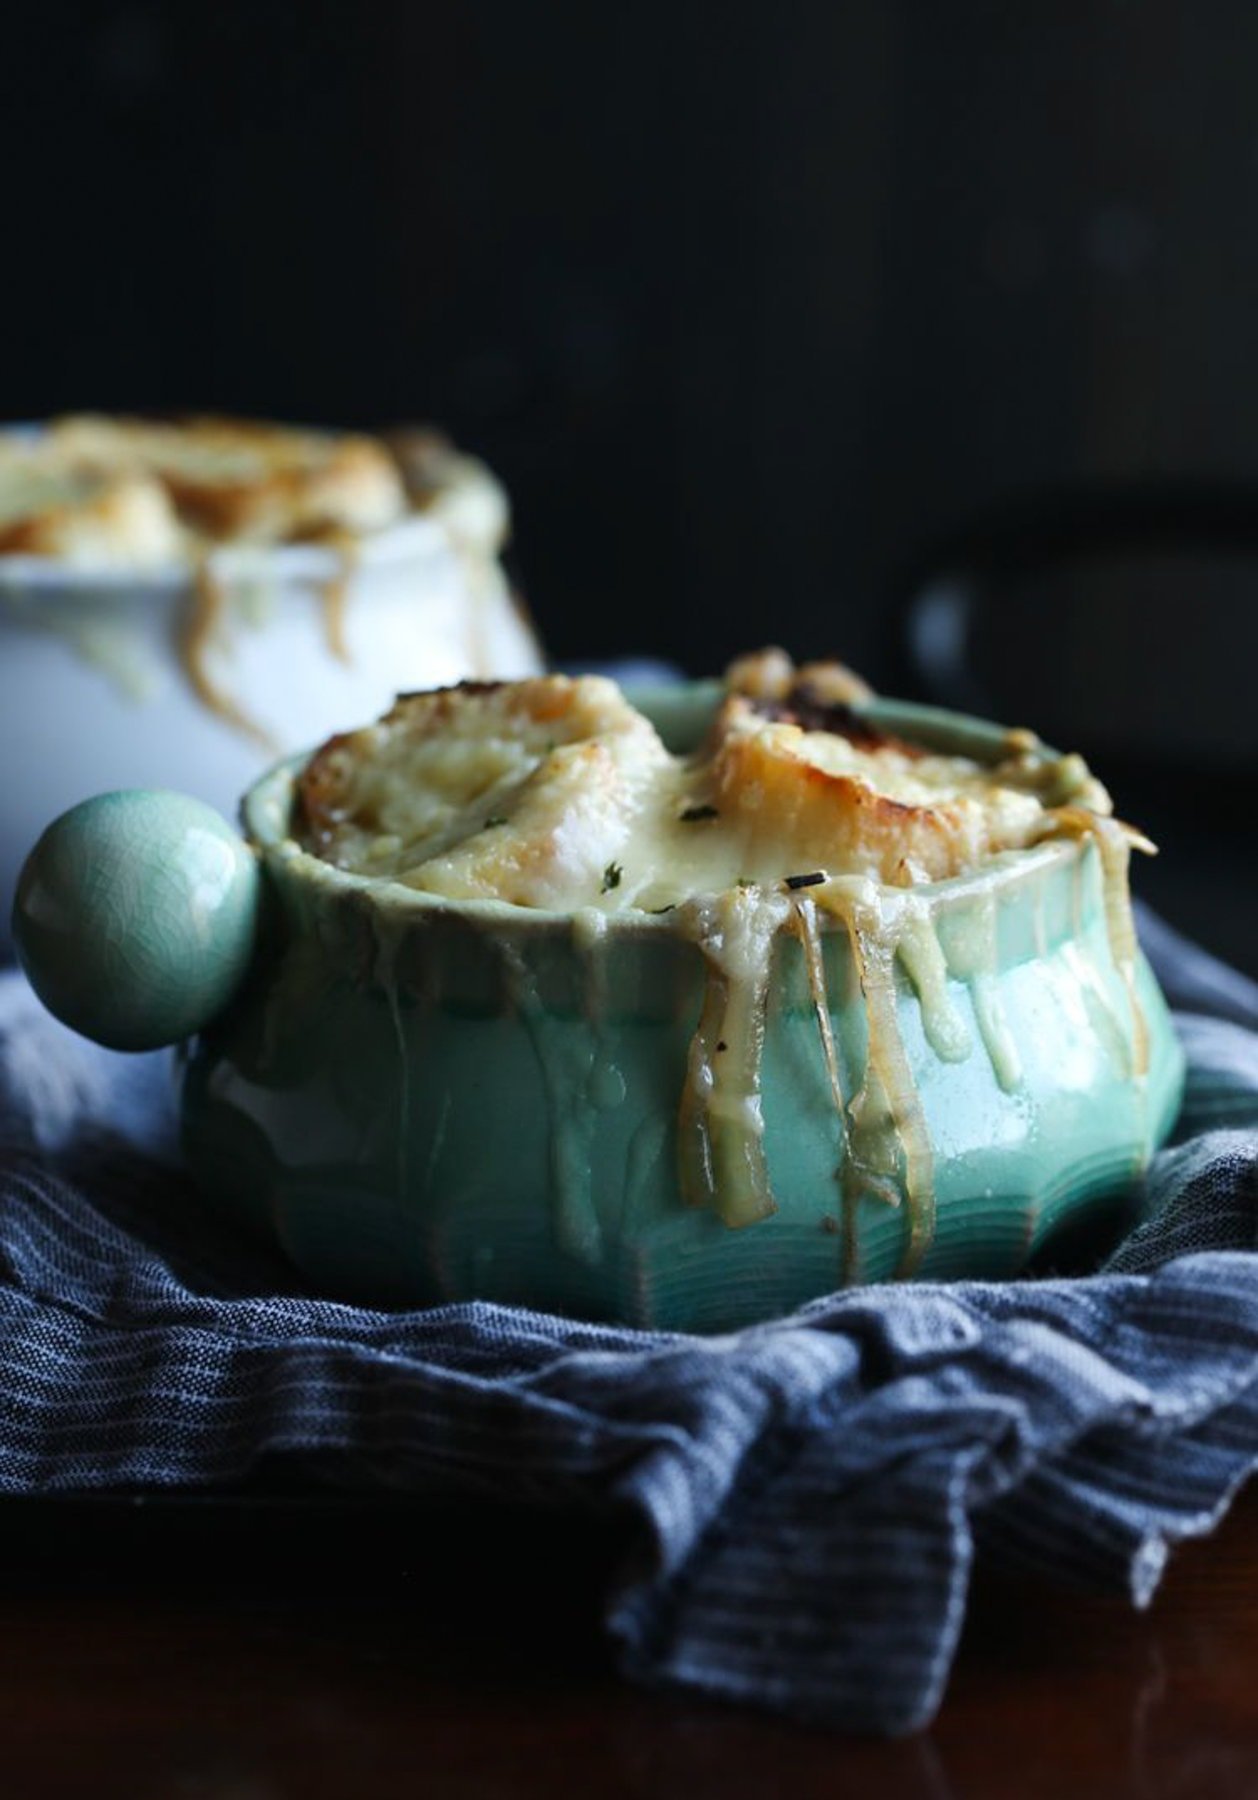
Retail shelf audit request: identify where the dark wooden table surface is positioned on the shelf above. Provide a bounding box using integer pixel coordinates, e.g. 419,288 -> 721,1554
2,1478 -> 1255,1800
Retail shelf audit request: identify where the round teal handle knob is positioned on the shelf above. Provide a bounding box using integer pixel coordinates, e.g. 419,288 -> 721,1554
13,790 -> 262,1052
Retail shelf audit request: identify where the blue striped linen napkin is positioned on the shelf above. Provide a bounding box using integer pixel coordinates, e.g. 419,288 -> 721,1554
0,906 -> 1256,1737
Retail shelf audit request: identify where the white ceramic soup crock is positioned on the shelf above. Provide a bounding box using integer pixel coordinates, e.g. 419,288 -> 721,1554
0,438 -> 543,936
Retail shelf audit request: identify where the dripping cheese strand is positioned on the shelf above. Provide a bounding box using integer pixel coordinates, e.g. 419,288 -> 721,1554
676,890 -> 788,1228
940,887 -> 1022,1092
181,559 -> 278,751
319,536 -> 360,665
791,896 -> 848,1121
1040,806 -> 1150,1078
791,894 -> 858,1281
895,898 -> 972,1064
1091,816 -> 1150,1079
676,957 -> 729,1215
186,536 -> 365,747
497,937 -> 603,1261
820,887 -> 938,1277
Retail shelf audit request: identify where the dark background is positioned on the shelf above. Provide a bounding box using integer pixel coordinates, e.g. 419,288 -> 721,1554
5,0 -> 1256,954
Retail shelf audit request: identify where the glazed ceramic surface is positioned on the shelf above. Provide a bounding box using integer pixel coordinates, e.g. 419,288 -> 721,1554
15,686 -> 1184,1332
14,790 -> 261,1052
0,437 -> 542,936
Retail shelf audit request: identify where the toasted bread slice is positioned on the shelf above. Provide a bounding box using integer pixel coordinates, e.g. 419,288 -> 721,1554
0,443 -> 183,565
711,694 -> 1035,885
298,675 -> 667,907
47,415 -> 407,545
296,654 -> 1122,908
711,653 -> 1115,884
725,645 -> 875,708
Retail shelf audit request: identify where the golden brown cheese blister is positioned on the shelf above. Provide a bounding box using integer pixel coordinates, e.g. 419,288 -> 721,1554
0,443 -> 182,566
47,415 -> 406,545
299,675 -> 671,909
709,690 -> 1109,886
296,653 -> 1126,911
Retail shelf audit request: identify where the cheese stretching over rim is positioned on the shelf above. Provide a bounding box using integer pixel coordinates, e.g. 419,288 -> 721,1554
297,649 -> 1153,1271
0,418 -> 408,556
299,649 -> 1116,903
0,417 -> 509,560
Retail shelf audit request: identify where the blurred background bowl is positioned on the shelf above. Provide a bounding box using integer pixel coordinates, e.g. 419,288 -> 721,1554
0,431 -> 544,936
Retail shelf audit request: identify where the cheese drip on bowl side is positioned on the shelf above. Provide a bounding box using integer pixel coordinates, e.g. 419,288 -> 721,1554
296,651 -> 1153,1271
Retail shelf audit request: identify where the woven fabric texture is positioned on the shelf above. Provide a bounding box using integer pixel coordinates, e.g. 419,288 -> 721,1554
1,909 -> 1256,1734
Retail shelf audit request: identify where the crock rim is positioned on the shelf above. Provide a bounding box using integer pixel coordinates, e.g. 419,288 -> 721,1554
239,681 -> 1096,938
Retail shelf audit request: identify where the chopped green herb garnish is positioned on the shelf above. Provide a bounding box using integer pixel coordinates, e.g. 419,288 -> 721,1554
736,877 -> 755,889
649,903 -> 676,915
679,804 -> 720,823
602,862 -> 623,893
483,815 -> 508,829
785,871 -> 826,891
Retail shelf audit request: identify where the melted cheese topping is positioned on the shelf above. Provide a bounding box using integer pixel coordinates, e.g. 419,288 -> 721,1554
44,416 -> 406,546
300,659 -> 1115,907
2,417 -> 503,560
297,651 -> 1152,1270
301,676 -> 670,909
0,448 -> 182,565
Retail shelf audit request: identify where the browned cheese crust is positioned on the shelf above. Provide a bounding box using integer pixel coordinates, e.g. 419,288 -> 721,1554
293,650 -> 1137,908
46,415 -> 407,545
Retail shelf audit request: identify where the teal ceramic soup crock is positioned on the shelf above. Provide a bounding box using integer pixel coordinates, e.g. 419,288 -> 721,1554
13,684 -> 1184,1332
